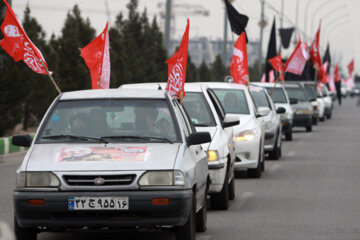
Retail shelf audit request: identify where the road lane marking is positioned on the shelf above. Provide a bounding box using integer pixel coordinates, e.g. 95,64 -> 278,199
268,163 -> 282,173
0,221 -> 14,240
232,192 -> 254,210
286,151 -> 296,157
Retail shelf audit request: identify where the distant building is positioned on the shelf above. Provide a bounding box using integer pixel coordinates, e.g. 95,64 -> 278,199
169,37 -> 261,67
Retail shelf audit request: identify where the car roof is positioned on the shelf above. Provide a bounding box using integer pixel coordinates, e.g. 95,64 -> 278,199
120,82 -> 166,90
200,82 -> 248,90
60,88 -> 166,100
252,82 -> 284,88
283,82 -> 302,88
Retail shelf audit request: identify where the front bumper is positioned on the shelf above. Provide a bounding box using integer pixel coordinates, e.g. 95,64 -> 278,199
208,158 -> 227,193
292,114 -> 312,127
14,190 -> 192,229
233,138 -> 260,170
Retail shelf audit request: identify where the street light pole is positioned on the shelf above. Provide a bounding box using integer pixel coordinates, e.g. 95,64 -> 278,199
164,0 -> 172,55
259,0 -> 265,64
223,6 -> 228,65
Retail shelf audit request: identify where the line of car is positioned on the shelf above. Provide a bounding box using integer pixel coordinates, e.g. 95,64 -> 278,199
11,80 -> 335,240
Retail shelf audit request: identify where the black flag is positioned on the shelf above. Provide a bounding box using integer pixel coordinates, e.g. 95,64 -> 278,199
323,44 -> 331,73
265,18 -> 277,82
279,28 -> 294,49
224,0 -> 249,40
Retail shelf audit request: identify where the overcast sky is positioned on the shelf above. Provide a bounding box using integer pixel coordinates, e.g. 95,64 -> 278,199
10,0 -> 360,75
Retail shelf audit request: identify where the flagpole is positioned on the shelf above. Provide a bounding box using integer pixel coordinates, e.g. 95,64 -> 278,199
39,59 -> 61,94
269,77 -> 280,96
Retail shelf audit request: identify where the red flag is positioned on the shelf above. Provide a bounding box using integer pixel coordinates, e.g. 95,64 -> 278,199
230,32 -> 249,85
347,59 -> 354,76
329,74 -> 336,92
269,70 -> 275,83
0,0 -> 49,74
310,22 -> 322,70
80,22 -> 110,89
319,61 -> 329,84
165,19 -> 189,97
334,63 -> 340,83
269,55 -> 284,81
260,73 -> 266,83
284,41 -> 307,75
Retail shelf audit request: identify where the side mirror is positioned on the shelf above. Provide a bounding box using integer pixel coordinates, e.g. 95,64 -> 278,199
12,134 -> 32,147
289,98 -> 298,105
187,132 -> 211,146
222,115 -> 240,129
276,107 -> 286,114
256,107 -> 270,118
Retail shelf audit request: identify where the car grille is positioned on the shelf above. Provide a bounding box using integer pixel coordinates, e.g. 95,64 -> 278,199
63,174 -> 136,186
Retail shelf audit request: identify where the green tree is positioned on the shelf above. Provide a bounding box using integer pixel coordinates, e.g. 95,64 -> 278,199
210,55 -> 227,82
196,60 -> 211,82
51,5 -> 96,91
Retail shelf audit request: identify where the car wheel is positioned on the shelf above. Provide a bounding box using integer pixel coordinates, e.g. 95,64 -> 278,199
285,130 -> 292,141
306,124 -> 312,132
210,170 -> 229,210
196,183 -> 208,232
14,217 -> 37,240
327,113 -> 332,119
320,116 -> 325,122
269,134 -> 280,160
248,144 -> 262,178
312,117 -> 318,125
228,176 -> 235,200
176,193 -> 196,240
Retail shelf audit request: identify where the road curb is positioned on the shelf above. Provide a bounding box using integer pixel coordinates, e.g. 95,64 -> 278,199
0,134 -> 34,156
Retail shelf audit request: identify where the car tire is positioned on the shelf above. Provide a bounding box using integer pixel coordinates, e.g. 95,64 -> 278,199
285,130 -> 292,141
312,117 -> 318,125
327,113 -> 332,119
269,134 -> 280,160
196,181 -> 208,232
14,217 -> 37,240
176,193 -> 196,240
210,171 -> 229,210
228,177 -> 235,200
248,144 -> 262,178
306,124 -> 312,132
320,116 -> 325,122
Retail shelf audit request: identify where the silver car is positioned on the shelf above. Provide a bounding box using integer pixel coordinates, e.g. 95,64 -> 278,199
12,89 -> 211,240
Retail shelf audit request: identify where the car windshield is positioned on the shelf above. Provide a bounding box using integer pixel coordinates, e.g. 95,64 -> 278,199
321,86 -> 328,96
37,99 -> 180,143
285,87 -> 307,101
265,87 -> 288,104
213,89 -> 250,115
304,85 -> 316,99
250,89 -> 271,109
182,92 -> 216,127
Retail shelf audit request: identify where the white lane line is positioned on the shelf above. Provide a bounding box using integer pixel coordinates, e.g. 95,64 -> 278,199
232,192 -> 254,210
268,163 -> 282,173
286,151 -> 296,157
0,221 -> 15,240
197,234 -> 212,240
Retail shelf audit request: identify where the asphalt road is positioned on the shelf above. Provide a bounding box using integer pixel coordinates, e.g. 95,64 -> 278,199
1,97 -> 360,240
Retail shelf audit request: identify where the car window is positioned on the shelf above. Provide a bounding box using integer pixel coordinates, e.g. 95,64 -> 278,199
183,92 -> 216,127
37,99 -> 180,143
265,87 -> 288,104
321,86 -> 328,96
285,87 -> 307,101
213,88 -> 250,115
250,89 -> 271,109
304,85 -> 316,99
207,89 -> 226,121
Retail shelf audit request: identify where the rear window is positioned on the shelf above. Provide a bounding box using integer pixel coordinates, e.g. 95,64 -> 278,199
213,89 -> 250,115
265,87 -> 288,104
304,85 -> 316,99
285,87 -> 307,101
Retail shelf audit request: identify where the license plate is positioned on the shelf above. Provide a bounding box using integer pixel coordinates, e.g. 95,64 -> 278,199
68,197 -> 129,210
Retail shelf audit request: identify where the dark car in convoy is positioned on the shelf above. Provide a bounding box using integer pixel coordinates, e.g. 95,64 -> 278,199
284,82 -> 313,132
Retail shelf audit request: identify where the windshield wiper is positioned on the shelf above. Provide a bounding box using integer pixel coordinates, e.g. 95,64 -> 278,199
101,135 -> 173,144
42,134 -> 108,143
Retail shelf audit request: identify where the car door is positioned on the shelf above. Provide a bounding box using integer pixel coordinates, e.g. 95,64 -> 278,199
174,99 -> 207,210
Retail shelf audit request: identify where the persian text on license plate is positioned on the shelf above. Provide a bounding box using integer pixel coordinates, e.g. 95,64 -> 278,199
68,197 -> 129,210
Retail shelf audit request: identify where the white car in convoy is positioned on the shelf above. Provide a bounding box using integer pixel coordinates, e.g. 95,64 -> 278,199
203,82 -> 266,178
12,89 -> 212,240
253,82 -> 294,141
316,87 -> 326,121
250,84 -> 285,160
301,82 -> 320,125
319,83 -> 333,119
121,83 -> 239,210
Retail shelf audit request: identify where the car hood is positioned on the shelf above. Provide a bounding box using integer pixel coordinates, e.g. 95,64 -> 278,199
26,143 -> 180,172
226,114 -> 257,133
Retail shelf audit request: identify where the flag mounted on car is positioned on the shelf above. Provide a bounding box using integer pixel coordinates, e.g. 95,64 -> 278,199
230,32 -> 249,85
224,0 -> 249,42
284,41 -> 307,75
269,55 -> 284,81
310,21 -> 322,70
166,19 -> 190,99
348,59 -> 354,76
80,22 -> 110,89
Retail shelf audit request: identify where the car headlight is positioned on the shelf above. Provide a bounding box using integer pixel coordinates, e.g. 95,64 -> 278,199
207,150 -> 219,162
295,109 -> 311,115
138,170 -> 185,186
265,121 -> 272,130
16,172 -> 61,188
235,130 -> 256,141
